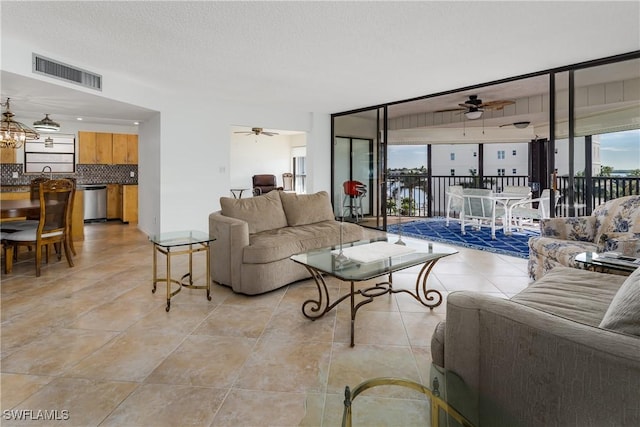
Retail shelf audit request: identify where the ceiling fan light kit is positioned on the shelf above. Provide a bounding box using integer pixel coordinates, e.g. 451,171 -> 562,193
464,110 -> 483,120
1,98 -> 40,149
33,113 -> 61,132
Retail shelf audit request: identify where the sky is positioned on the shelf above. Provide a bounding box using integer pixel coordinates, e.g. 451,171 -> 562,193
599,129 -> 640,171
387,129 -> 640,171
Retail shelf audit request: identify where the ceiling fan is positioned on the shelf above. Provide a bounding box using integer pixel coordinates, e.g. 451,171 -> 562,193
500,121 -> 531,129
234,127 -> 279,137
438,95 -> 516,120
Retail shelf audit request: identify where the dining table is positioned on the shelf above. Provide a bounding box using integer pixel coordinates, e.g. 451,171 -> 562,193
0,199 -> 53,219
491,192 -> 531,235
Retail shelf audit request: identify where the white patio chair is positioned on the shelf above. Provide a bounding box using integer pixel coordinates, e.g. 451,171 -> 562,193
445,185 -> 464,226
460,188 -> 498,239
509,189 -> 560,231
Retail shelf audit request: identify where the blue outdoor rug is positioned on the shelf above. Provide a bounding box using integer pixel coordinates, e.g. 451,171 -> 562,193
387,217 -> 539,259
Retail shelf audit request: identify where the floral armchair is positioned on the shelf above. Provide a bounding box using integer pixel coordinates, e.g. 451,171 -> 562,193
528,195 -> 640,279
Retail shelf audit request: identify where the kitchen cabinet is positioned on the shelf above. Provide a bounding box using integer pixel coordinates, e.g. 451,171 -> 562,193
79,131 -> 113,164
107,184 -> 122,219
122,185 -> 138,223
1,147 -> 16,163
112,133 -> 138,164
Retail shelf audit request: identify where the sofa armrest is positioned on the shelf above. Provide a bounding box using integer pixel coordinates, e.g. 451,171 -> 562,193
540,215 -> 596,241
444,291 -> 640,427
209,211 -> 249,288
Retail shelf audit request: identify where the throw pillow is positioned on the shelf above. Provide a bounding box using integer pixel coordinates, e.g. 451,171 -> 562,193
599,266 -> 640,336
220,190 -> 288,234
280,191 -> 336,226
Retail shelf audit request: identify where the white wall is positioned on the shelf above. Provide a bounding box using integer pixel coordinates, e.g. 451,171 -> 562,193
229,132 -> 296,191
2,37 -> 328,235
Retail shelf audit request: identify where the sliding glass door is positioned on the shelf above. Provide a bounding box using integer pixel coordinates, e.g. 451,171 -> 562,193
332,108 -> 386,230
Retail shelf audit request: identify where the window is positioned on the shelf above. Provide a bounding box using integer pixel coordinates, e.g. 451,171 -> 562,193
450,153 -> 455,161
512,168 -> 517,174
473,151 -> 477,157
450,169 -> 455,176
24,134 -> 75,173
497,168 -> 505,176
497,150 -> 505,159
512,149 -> 517,156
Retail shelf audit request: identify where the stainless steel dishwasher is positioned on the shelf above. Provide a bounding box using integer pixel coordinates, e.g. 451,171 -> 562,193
82,184 -> 107,222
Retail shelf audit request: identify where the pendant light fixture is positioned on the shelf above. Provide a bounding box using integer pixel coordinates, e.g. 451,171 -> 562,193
33,114 -> 61,132
0,98 -> 39,149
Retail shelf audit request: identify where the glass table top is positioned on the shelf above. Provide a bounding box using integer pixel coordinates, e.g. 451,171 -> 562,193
575,251 -> 640,272
149,230 -> 214,247
291,239 -> 458,281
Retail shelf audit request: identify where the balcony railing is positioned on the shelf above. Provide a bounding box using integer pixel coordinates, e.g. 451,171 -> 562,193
387,173 -> 640,218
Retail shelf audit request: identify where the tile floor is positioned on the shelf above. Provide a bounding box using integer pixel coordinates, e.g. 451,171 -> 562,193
1,222 -> 532,426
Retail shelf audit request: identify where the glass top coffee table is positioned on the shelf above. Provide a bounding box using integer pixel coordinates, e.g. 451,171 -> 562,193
291,239 -> 457,346
575,251 -> 639,274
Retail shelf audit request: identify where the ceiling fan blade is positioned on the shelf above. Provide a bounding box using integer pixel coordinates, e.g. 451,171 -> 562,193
262,132 -> 279,136
437,107 -> 466,112
480,100 -> 515,110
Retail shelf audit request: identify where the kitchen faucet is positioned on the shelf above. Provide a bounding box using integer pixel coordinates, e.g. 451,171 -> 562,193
41,165 -> 53,180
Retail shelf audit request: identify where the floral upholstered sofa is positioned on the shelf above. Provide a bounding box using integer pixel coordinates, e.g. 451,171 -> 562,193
528,195 -> 640,279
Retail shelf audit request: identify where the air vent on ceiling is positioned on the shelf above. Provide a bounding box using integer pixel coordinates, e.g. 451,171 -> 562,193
32,53 -> 102,91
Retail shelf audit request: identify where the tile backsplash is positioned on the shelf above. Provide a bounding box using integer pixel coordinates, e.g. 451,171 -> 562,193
1,163 -> 138,186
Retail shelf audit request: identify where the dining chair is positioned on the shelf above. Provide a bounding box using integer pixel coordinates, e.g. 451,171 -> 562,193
460,188 -> 498,239
1,179 -> 75,277
445,185 -> 464,226
509,189 -> 560,231
282,173 -> 294,191
0,177 -> 50,233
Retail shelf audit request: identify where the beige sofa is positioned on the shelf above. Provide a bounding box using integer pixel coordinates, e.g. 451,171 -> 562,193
209,190 -> 364,295
528,195 -> 640,280
431,266 -> 640,426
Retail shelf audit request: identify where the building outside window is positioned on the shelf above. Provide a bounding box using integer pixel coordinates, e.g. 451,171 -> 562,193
497,168 -> 505,176
512,150 -> 517,156
450,153 -> 455,161
497,150 -> 505,159
450,169 -> 455,176
512,168 -> 517,174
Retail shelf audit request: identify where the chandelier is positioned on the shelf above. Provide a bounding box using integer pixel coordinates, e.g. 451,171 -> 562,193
1,98 -> 39,149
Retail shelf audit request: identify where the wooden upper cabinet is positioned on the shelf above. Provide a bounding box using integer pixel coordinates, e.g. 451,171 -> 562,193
126,134 -> 138,164
112,133 -> 138,164
1,147 -> 17,164
79,131 -> 112,164
95,133 -> 113,164
79,131 -> 137,164
78,131 -> 97,164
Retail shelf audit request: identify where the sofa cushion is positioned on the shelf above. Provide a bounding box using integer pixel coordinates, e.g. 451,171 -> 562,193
528,237 -> 598,270
599,266 -> 640,336
280,191 -> 335,226
242,221 -> 364,264
220,190 -> 288,234
244,227 -> 305,264
511,266 -> 626,327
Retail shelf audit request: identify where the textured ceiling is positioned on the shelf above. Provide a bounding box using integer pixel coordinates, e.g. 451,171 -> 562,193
1,1 -> 639,125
